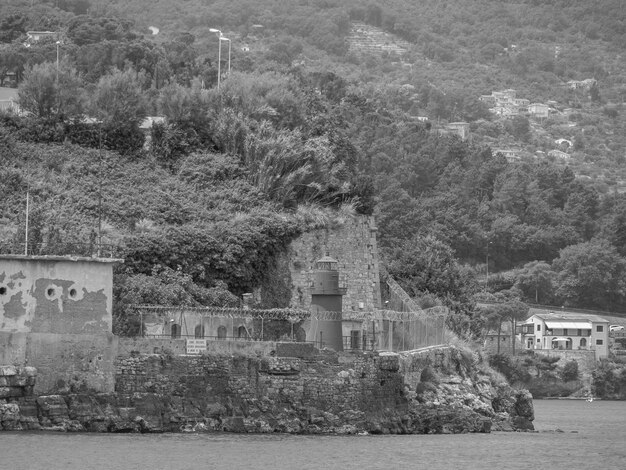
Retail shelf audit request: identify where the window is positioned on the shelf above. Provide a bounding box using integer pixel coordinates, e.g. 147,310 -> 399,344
597,325 -> 604,332
580,338 -> 587,348
217,325 -> 227,339
537,324 -> 541,331
171,324 -> 181,339
577,329 -> 582,336
596,339 -> 603,345
194,325 -> 204,339
563,329 -> 568,336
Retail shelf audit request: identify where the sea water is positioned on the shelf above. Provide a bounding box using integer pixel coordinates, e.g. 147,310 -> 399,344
1,400 -> 625,470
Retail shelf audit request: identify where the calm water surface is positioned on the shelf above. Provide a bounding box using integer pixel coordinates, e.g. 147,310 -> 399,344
1,400 -> 625,470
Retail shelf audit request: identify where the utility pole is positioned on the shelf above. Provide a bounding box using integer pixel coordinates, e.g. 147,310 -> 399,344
24,190 -> 29,255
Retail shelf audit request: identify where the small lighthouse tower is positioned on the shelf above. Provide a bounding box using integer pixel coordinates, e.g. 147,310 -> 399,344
309,253 -> 346,351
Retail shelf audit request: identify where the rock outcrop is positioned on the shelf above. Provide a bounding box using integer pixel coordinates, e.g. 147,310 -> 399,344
0,345 -> 533,434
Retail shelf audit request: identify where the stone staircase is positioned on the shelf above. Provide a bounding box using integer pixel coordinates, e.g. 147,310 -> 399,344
347,23 -> 411,55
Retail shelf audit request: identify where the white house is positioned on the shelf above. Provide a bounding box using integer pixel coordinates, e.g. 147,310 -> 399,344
529,103 -> 549,119
548,149 -> 571,161
518,311 -> 609,360
493,148 -> 521,162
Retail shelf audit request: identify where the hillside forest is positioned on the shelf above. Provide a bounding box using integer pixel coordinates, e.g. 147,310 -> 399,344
1,0 -> 626,338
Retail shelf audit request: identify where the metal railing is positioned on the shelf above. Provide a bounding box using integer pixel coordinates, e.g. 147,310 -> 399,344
0,240 -> 121,258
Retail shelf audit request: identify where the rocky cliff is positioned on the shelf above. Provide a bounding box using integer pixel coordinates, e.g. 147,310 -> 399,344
0,345 -> 533,434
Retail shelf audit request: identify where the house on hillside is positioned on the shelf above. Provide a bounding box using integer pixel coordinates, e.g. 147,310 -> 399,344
139,116 -> 166,150
484,322 -> 521,354
493,148 -> 521,163
529,103 -> 549,119
517,311 -> 609,360
566,79 -> 597,90
445,122 -> 470,140
548,149 -> 571,161
25,31 -> 58,45
0,99 -> 19,114
479,95 -> 496,106
490,106 -> 518,117
0,87 -> 20,114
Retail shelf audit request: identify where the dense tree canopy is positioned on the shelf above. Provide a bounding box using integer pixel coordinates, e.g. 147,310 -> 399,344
2,0 -> 626,335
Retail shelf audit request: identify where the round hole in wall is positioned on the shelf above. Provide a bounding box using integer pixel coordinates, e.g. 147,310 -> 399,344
69,288 -> 77,298
47,287 -> 55,297
0,287 -> 6,295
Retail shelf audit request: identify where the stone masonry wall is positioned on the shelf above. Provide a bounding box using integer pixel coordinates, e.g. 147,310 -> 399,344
0,365 -> 37,430
288,216 -> 381,312
113,351 -> 406,433
1,346 -> 533,434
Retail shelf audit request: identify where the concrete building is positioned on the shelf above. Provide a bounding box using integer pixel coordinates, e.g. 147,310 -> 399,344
0,87 -> 19,114
0,255 -> 123,393
0,255 -> 121,334
529,103 -> 549,119
548,149 -> 571,161
493,148 -> 521,163
517,311 -> 609,360
446,122 -> 470,140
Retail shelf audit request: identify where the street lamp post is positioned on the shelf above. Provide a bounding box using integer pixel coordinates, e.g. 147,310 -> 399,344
209,28 -> 231,90
485,241 -> 492,292
221,36 -> 231,75
209,28 -> 223,90
56,41 -> 60,83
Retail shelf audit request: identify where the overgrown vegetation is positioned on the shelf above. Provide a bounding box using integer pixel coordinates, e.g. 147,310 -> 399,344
2,0 -> 626,336
489,352 -> 585,398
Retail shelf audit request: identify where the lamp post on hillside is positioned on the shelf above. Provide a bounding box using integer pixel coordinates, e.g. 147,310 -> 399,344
209,28 -> 223,90
209,28 -> 231,90
485,241 -> 492,292
55,41 -> 61,83
221,36 -> 231,75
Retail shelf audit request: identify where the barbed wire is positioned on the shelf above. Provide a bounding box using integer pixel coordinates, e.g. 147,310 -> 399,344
128,304 -> 449,322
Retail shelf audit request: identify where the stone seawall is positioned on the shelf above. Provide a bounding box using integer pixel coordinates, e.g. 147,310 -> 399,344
0,346 -> 533,434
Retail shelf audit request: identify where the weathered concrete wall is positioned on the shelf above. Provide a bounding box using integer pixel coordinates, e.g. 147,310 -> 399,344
0,332 -> 117,394
0,255 -> 120,334
288,216 -> 381,313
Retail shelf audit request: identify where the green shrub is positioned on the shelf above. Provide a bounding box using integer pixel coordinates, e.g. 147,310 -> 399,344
561,360 -> 579,382
488,353 -> 531,384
